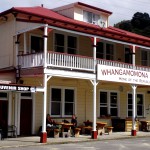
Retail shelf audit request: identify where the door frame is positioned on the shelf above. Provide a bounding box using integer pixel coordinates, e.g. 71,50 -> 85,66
15,92 -> 35,135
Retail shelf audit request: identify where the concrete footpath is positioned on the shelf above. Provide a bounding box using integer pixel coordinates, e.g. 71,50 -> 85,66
0,132 -> 150,149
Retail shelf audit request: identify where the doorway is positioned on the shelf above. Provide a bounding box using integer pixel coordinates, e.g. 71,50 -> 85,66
20,99 -> 32,136
0,99 -> 8,137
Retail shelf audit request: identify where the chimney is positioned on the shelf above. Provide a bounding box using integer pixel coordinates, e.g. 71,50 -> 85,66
41,4 -> 44,7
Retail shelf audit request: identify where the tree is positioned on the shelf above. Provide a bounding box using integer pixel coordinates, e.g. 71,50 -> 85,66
114,12 -> 150,37
131,12 -> 150,29
114,20 -> 132,32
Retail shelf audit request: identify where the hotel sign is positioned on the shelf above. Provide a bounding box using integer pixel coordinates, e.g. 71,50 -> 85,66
97,65 -> 150,85
0,84 -> 36,92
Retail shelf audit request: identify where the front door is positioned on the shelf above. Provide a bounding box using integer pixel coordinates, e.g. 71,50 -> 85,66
0,100 -> 8,137
20,99 -> 32,136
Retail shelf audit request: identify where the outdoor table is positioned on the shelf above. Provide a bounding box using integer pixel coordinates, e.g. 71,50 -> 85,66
61,123 -> 73,137
62,123 -> 73,131
96,122 -> 107,129
55,122 -> 64,125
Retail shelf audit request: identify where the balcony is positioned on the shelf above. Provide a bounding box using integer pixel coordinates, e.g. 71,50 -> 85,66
18,51 -> 150,73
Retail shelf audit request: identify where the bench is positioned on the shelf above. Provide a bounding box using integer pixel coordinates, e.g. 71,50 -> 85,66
7,125 -> 17,137
140,121 -> 150,132
82,126 -> 92,134
54,129 -> 59,138
105,126 -> 113,135
74,128 -> 81,137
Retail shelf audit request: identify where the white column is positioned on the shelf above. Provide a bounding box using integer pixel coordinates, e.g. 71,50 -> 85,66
42,24 -> 48,133
14,93 -> 20,135
14,93 -> 18,127
44,24 -> 48,68
8,92 -> 12,125
93,79 -> 97,131
24,33 -> 27,54
32,93 -> 35,134
131,84 -> 137,130
17,94 -> 21,135
93,37 -> 97,73
42,74 -> 47,132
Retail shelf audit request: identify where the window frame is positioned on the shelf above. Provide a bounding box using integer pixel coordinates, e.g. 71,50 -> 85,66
0,92 -> 8,100
124,46 -> 132,64
96,41 -> 115,60
141,49 -> 149,66
50,86 -> 76,117
127,92 -> 145,117
99,90 -> 119,117
29,34 -> 44,53
54,31 -> 78,54
83,10 -> 100,25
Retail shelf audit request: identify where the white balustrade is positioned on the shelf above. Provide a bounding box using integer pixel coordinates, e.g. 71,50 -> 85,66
18,53 -> 44,68
47,52 -> 94,71
18,52 -> 150,72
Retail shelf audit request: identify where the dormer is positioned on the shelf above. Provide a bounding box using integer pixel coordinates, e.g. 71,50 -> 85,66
53,2 -> 112,28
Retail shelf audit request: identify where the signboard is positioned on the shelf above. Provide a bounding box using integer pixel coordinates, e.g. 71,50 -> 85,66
0,84 -> 36,92
97,65 -> 150,86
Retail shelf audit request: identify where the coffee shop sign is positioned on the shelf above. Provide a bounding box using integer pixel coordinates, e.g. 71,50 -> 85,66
0,84 -> 36,92
97,65 -> 150,86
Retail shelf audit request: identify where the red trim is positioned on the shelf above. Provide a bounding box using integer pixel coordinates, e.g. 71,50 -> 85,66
90,37 -> 101,44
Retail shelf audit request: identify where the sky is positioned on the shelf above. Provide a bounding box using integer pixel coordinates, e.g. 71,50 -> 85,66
0,0 -> 150,26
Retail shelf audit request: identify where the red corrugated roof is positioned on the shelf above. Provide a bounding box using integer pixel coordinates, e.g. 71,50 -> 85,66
108,26 -> 150,41
1,6 -> 150,46
2,6 -> 99,29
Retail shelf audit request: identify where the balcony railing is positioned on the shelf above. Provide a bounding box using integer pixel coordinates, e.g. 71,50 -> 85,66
47,52 -> 94,71
18,52 -> 44,68
18,51 -> 150,72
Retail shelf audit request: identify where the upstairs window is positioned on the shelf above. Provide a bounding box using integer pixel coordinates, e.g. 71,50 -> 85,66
31,35 -> 44,53
125,47 -> 132,64
83,10 -> 100,25
97,42 -> 114,60
106,43 -> 114,60
67,36 -> 77,54
54,33 -> 77,54
55,33 -> 65,53
96,42 -> 104,59
141,50 -> 148,66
